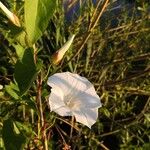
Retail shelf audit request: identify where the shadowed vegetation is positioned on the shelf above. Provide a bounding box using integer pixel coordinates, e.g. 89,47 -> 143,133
0,0 -> 150,149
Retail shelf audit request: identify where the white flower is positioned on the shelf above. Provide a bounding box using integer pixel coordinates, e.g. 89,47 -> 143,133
47,72 -> 102,128
52,35 -> 75,65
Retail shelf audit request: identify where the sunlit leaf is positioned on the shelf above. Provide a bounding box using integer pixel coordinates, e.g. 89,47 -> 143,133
5,82 -> 19,100
25,0 -> 56,45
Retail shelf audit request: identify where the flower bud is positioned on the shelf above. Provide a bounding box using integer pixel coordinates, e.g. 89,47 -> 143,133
0,2 -> 20,27
52,34 -> 75,65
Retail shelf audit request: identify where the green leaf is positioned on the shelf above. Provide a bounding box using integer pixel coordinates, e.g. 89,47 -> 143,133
15,121 -> 35,137
14,48 -> 38,95
2,119 -> 26,150
5,82 -> 19,100
25,0 -> 56,45
22,96 -> 37,110
14,44 -> 25,60
3,24 -> 27,47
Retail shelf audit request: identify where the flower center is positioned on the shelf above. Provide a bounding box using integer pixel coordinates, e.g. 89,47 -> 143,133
65,98 -> 74,108
65,96 -> 81,110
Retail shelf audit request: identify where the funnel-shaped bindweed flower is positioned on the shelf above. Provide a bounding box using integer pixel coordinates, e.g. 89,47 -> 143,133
0,2 -> 20,27
52,35 -> 75,65
47,72 -> 102,128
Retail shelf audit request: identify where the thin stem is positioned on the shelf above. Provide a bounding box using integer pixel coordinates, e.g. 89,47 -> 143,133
70,116 -> 75,140
37,75 -> 44,127
91,137 -> 110,150
36,73 -> 48,150
103,67 -> 150,87
55,125 -> 67,145
33,44 -> 48,150
88,0 -> 103,30
89,0 -> 110,31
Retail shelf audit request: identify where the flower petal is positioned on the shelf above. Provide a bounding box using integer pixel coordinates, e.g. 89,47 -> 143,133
48,72 -> 101,108
73,108 -> 99,128
47,72 -> 93,97
68,73 -> 92,92
47,72 -> 102,127
49,86 -> 72,116
48,86 -> 65,111
53,106 -> 72,116
47,72 -> 73,95
74,86 -> 102,108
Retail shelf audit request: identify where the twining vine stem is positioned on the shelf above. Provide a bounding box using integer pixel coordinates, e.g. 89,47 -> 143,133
33,45 -> 48,150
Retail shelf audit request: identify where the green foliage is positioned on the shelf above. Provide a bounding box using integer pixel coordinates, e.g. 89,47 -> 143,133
0,0 -> 150,149
14,48 -> 38,95
25,0 -> 56,45
5,82 -> 19,100
2,119 -> 26,150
